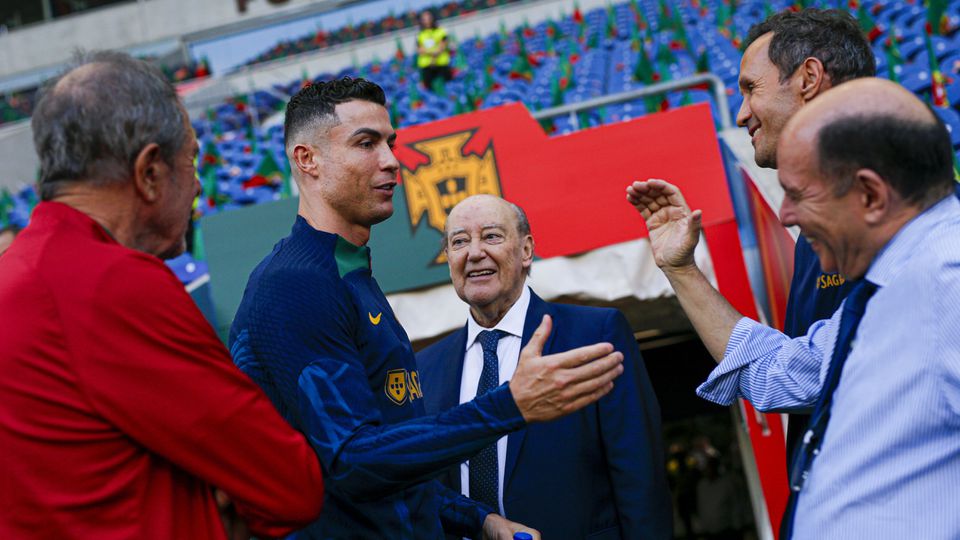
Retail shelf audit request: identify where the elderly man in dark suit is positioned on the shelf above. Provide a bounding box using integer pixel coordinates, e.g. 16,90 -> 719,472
418,194 -> 672,540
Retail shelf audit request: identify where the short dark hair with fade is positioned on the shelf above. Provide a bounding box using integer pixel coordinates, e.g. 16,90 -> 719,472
32,50 -> 188,201
283,77 -> 387,148
745,8 -> 876,84
817,110 -> 955,207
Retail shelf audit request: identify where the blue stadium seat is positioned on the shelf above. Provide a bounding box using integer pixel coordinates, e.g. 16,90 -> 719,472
934,107 -> 960,148
165,253 -> 209,284
172,0 -> 960,214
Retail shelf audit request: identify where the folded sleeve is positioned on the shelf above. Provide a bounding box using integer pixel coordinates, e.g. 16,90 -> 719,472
696,311 -> 840,411
73,256 -> 324,538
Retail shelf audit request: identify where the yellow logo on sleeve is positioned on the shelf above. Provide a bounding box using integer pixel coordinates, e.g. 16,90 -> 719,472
386,369 -> 407,404
369,312 -> 382,325
385,369 -> 424,405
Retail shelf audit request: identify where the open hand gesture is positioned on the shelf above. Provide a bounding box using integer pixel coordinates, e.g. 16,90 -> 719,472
626,179 -> 702,271
510,315 -> 623,423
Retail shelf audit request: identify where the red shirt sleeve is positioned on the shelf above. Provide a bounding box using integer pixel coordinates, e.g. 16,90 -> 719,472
69,253 -> 323,537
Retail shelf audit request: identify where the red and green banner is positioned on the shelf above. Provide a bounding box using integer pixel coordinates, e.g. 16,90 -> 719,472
393,102 -> 735,263
205,102 -> 745,307
203,102 -> 790,531
207,102 -> 756,325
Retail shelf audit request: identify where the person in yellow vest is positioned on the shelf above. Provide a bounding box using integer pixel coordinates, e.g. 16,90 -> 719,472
417,10 -> 452,91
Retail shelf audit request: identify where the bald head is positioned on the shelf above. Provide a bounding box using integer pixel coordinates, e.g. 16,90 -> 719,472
444,194 -> 530,241
780,78 -> 954,206
787,78 -> 936,138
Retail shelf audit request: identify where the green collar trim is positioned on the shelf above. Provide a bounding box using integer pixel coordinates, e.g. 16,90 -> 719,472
334,235 -> 371,278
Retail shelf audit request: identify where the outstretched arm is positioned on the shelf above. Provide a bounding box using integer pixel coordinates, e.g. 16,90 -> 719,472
87,260 -> 324,539
249,277 -> 623,502
627,179 -> 835,412
297,362 -> 521,501
626,178 -> 743,361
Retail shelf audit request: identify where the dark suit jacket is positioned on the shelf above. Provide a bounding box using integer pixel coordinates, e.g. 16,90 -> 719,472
417,291 -> 672,540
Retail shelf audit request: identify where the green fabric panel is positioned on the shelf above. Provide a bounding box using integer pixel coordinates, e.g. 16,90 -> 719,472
202,197 -> 298,341
334,235 -> 370,278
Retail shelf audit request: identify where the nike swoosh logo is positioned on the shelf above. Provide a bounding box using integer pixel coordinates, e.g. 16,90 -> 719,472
369,312 -> 382,325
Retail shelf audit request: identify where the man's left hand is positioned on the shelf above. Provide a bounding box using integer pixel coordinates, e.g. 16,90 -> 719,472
626,178 -> 702,272
481,513 -> 540,540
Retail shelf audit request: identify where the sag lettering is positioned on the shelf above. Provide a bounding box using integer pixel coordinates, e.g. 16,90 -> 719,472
408,371 -> 423,401
817,273 -> 846,289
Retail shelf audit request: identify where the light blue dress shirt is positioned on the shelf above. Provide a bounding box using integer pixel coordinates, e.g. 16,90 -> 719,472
698,194 -> 960,540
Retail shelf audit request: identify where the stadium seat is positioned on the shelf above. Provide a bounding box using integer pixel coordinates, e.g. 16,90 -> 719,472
165,253 -> 209,284
934,107 -> 960,148
8,0 -> 957,218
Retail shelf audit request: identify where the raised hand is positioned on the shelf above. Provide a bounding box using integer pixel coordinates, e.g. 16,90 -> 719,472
626,178 -> 702,271
509,315 -> 624,423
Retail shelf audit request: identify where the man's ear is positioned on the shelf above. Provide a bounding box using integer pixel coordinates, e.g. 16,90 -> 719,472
291,143 -> 320,178
521,234 -> 535,270
132,143 -> 165,202
797,56 -> 829,103
855,168 -> 892,226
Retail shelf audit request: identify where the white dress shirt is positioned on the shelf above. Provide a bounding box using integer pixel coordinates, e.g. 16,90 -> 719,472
458,285 -> 530,514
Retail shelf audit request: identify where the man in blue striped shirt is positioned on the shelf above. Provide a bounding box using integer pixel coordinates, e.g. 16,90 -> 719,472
628,79 -> 960,539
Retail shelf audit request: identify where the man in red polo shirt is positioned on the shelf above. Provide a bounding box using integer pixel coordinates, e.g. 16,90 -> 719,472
0,51 -> 324,539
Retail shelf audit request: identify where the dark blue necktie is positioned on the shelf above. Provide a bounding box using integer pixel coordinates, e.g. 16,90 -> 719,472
782,280 -> 878,539
470,329 -> 507,511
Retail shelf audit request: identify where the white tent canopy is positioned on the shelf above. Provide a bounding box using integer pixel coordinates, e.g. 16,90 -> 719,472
388,236 -> 717,343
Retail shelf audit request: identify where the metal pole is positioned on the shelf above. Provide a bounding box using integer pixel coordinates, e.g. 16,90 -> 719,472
532,72 -> 732,131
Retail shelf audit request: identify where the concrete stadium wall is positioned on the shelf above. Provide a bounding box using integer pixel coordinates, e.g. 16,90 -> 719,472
0,0 -> 322,79
0,121 -> 36,190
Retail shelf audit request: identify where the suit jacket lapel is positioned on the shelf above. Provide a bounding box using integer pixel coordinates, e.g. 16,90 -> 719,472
504,290 -> 554,495
438,325 -> 469,493
441,326 -> 469,413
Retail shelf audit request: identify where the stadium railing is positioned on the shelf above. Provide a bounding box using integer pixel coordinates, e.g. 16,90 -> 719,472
532,72 -> 732,131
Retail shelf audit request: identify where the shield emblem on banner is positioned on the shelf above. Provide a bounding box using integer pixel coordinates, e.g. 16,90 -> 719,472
402,129 -> 501,265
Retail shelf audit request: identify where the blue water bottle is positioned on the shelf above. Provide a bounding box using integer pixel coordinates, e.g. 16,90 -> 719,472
513,533 -> 533,540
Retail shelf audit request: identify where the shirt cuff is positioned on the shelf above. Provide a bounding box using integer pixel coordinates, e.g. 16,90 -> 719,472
696,317 -> 762,405
475,383 -> 526,430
